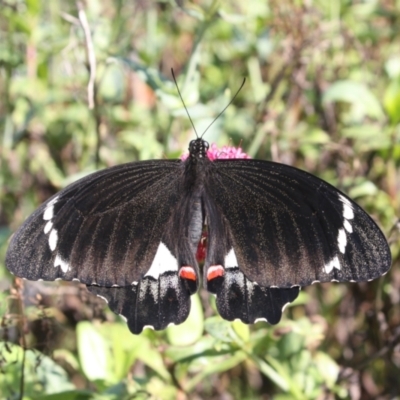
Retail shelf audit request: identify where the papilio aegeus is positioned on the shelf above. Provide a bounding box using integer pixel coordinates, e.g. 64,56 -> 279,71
5,138 -> 391,334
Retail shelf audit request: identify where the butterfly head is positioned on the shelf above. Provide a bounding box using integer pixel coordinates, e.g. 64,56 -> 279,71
188,138 -> 209,159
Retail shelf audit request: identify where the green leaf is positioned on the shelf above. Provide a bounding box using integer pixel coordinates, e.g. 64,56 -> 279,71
0,343 -> 74,398
204,317 -> 236,342
165,336 -> 224,362
96,323 -> 140,383
184,351 -> 248,391
264,355 -> 307,400
341,125 -> 391,152
166,294 -> 204,346
348,180 -> 378,199
33,390 -> 94,400
120,127 -> 165,160
112,58 -> 173,95
77,322 -> 171,384
385,56 -> 400,79
77,321 -> 109,382
323,80 -> 384,121
231,320 -> 250,343
251,355 -> 290,391
132,336 -> 171,382
384,79 -> 400,124
98,64 -> 125,103
313,352 -> 340,388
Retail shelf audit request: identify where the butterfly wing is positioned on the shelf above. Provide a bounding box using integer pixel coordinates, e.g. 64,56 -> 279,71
202,184 -> 299,324
207,267 -> 300,324
87,274 -> 193,334
204,159 -> 391,289
6,159 -> 202,333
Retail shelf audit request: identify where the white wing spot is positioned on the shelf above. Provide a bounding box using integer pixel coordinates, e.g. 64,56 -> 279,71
225,248 -> 239,269
324,256 -> 341,274
344,220 -> 353,233
339,194 -> 352,207
343,204 -> 354,220
54,253 -> 70,273
339,194 -> 354,220
48,229 -> 58,251
338,229 -> 347,254
334,194 -> 355,256
254,317 -> 268,323
44,221 -> 53,234
144,242 -> 178,279
43,196 -> 59,221
43,206 -> 54,221
132,281 -> 138,286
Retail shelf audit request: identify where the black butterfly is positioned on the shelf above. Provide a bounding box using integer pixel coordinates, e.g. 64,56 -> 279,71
5,138 -> 391,334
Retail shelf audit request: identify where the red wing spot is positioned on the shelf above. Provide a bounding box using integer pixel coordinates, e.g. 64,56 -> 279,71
207,265 -> 225,281
179,266 -> 197,281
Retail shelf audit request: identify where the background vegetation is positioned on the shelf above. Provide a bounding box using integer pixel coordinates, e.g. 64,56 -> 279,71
1,0 -> 399,399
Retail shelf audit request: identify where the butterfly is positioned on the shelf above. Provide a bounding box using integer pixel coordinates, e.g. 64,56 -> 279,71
5,138 -> 391,334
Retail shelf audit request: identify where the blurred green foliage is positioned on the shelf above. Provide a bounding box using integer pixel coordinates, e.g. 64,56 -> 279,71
0,0 -> 399,399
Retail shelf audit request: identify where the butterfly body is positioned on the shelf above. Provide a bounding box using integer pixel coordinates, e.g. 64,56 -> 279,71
6,138 -> 391,333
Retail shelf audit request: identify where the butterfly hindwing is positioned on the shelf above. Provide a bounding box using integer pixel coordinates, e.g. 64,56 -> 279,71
203,194 -> 300,325
87,269 -> 195,334
204,159 -> 391,288
207,267 -> 300,324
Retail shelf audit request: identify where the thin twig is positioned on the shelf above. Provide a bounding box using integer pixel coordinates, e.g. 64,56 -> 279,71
15,278 -> 27,400
76,1 -> 96,110
76,1 -> 101,165
60,11 -> 80,26
338,327 -> 400,382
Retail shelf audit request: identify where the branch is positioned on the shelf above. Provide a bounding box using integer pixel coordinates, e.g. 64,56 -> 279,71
76,1 -> 96,109
14,278 -> 27,400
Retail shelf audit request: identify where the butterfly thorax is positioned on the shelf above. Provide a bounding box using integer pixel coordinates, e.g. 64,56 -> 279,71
183,138 -> 212,191
188,138 -> 209,159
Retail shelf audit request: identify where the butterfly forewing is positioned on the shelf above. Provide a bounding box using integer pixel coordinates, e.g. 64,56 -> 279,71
204,159 -> 391,288
6,160 -> 188,286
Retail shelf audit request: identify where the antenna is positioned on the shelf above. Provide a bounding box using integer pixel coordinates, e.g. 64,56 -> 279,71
171,68 -> 199,138
171,68 -> 246,139
200,77 -> 245,139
